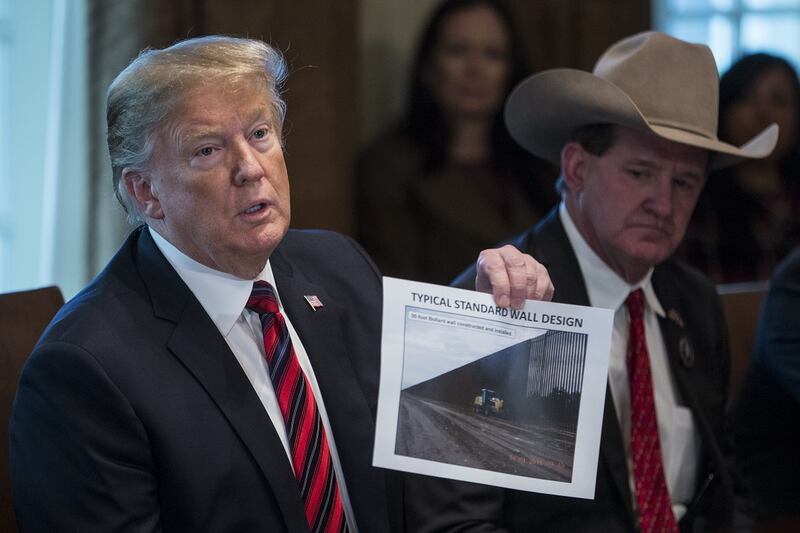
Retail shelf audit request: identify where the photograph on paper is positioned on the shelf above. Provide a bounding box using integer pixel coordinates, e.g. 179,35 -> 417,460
374,277 -> 613,499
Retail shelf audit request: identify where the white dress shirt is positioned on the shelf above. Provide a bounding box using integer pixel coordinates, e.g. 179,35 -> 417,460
149,228 -> 358,532
559,204 -> 700,520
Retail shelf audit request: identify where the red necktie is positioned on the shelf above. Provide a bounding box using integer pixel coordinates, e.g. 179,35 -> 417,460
626,289 -> 678,533
247,281 -> 348,533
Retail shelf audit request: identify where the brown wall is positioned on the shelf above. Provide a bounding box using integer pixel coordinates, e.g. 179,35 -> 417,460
89,0 -> 650,253
509,0 -> 652,71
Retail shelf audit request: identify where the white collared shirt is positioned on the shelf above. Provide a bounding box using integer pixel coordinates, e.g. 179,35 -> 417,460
558,204 -> 700,520
149,228 -> 358,532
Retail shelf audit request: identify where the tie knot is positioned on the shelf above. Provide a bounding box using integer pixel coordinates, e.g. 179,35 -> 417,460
246,281 -> 279,315
626,288 -> 645,320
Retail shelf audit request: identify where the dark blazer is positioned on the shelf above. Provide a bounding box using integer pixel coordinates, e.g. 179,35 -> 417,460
10,227 -> 403,533
407,208 -> 733,533
734,247 -> 800,522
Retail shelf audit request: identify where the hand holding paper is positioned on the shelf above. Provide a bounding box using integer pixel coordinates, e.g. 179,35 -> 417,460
475,245 -> 554,308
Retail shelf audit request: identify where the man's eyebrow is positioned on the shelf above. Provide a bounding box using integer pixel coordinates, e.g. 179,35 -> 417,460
183,108 -> 272,137
179,125 -> 219,142
678,169 -> 704,182
169,123 -> 220,155
169,106 -> 274,153
624,158 -> 659,168
623,157 -> 704,179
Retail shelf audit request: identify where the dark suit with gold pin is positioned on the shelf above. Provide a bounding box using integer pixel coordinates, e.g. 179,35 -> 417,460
407,208 -> 733,533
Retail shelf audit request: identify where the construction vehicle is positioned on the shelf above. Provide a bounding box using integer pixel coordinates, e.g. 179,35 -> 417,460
472,388 -> 504,416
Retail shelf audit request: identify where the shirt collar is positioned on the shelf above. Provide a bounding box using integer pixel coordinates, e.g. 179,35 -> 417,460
149,227 -> 278,336
558,202 -> 665,316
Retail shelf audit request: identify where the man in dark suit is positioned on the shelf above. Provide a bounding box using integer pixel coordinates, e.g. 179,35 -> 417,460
734,247 -> 800,528
407,32 -> 779,533
9,36 -> 552,532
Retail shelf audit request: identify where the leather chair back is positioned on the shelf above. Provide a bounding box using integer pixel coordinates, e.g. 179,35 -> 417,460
0,286 -> 64,533
717,281 -> 768,404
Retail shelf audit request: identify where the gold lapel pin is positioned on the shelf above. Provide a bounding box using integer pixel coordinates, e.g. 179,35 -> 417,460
679,337 -> 695,369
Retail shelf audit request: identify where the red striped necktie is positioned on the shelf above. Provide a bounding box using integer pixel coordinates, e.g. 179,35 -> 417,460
247,281 -> 348,533
626,289 -> 678,533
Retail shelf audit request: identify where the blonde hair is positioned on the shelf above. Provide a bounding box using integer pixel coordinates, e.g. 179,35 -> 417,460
106,35 -> 288,223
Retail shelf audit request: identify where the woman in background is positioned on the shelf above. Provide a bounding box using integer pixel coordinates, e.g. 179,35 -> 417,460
358,0 -> 557,284
683,53 -> 800,283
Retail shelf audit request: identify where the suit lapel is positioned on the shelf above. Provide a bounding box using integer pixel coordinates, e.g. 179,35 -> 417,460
534,211 -> 635,521
652,280 -> 690,388
532,210 -> 590,306
270,249 -> 377,434
270,245 -> 391,533
136,228 -> 311,533
652,272 -> 708,436
652,272 -> 724,498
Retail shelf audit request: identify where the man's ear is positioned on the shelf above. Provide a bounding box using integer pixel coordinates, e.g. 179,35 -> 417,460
122,169 -> 164,219
560,142 -> 589,193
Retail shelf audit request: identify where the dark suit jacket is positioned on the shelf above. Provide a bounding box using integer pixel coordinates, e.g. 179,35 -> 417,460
407,209 -> 733,533
10,227 -> 403,533
734,247 -> 800,522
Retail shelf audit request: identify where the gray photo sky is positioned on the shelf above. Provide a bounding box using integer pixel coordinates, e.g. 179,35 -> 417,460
401,306 -> 545,389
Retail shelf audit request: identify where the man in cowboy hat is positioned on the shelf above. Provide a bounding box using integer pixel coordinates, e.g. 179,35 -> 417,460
406,31 -> 777,533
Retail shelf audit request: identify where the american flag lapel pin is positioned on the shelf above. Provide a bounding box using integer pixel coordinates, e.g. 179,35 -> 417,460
304,295 -> 324,311
667,308 -> 685,329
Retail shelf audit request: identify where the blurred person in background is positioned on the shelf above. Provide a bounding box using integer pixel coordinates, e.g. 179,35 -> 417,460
682,53 -> 800,283
358,0 -> 558,284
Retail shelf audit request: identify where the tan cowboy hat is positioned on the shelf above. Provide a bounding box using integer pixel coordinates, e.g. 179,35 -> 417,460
505,31 -> 778,169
